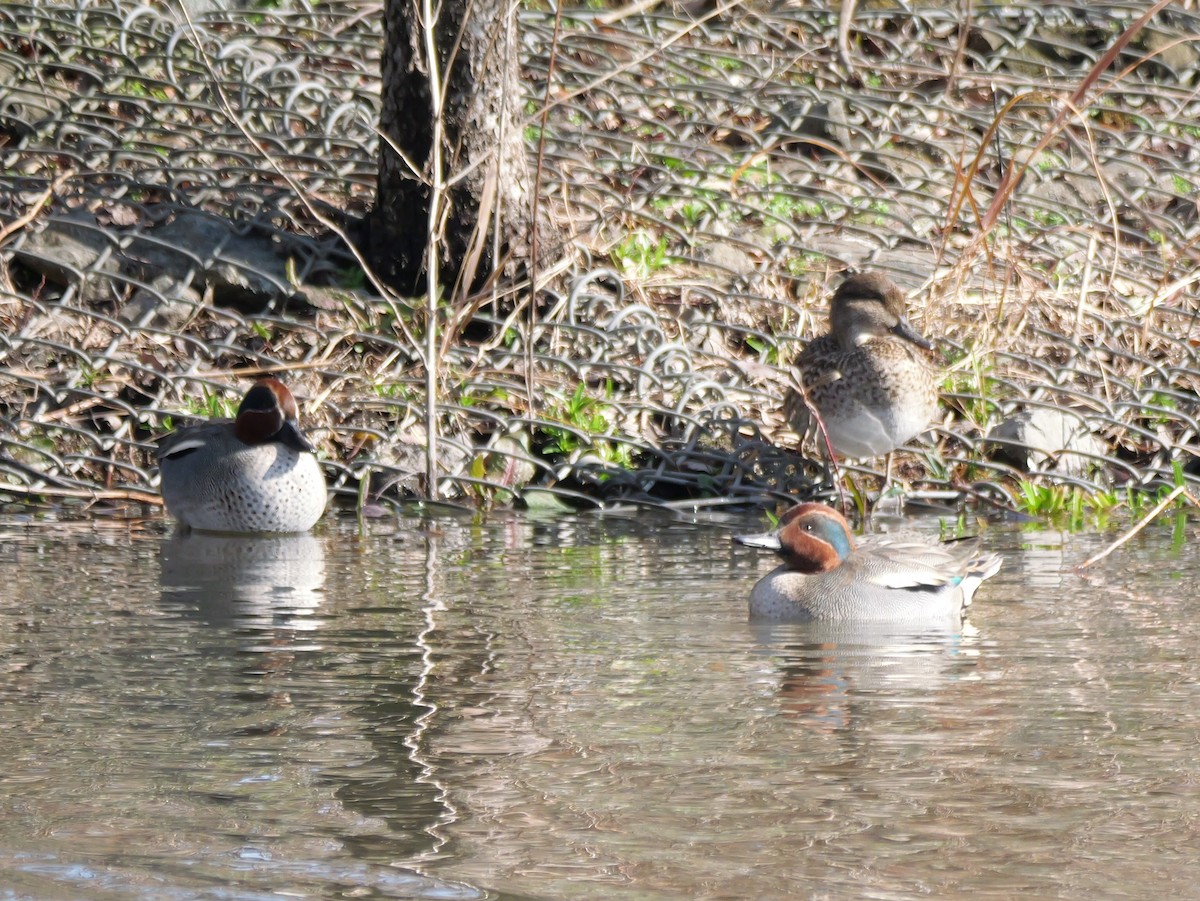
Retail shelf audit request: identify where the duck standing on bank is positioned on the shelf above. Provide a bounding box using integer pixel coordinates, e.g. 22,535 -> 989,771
735,503 -> 1001,622
785,272 -> 938,461
156,377 -> 327,533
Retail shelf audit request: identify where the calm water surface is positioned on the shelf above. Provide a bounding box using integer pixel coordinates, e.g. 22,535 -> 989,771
1,508 -> 1199,900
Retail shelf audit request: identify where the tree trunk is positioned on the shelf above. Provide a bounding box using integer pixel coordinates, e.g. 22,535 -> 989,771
366,0 -> 557,299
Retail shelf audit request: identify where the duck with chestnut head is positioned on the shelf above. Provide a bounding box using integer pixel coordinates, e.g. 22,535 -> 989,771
735,503 -> 1000,622
156,377 -> 327,534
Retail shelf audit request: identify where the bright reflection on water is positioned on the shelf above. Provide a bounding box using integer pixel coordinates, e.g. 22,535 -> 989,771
1,509 -> 1199,900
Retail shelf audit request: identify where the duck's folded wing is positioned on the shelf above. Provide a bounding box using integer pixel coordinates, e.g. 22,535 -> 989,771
854,537 -> 975,590
156,420 -> 232,462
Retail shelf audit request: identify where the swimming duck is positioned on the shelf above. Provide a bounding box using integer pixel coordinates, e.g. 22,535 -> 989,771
156,377 -> 327,533
785,272 -> 938,459
735,503 -> 1001,622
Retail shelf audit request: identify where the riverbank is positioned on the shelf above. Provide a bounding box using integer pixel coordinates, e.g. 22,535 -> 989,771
2,1 -> 1198,524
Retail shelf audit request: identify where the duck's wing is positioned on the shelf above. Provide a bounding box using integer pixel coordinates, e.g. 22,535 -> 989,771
794,334 -> 846,390
155,420 -> 232,462
851,535 -> 982,591
786,335 -> 847,435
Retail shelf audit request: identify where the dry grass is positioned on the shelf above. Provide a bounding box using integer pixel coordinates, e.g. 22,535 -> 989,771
2,0 -> 1199,520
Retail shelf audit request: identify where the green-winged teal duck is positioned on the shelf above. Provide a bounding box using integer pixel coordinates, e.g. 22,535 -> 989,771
786,272 -> 937,459
157,378 -> 327,533
735,503 -> 1001,622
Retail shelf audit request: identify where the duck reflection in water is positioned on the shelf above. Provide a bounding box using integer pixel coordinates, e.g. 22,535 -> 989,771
159,531 -> 326,634
750,620 -> 981,733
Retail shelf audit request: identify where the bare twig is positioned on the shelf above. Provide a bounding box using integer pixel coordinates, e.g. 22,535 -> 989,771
1075,485 -> 1198,570
0,484 -> 163,506
0,172 -> 73,246
978,0 -> 1175,233
419,0 -> 447,502
175,0 -> 432,421
524,0 -> 749,123
527,0 -> 566,434
596,0 -> 663,26
836,0 -> 857,71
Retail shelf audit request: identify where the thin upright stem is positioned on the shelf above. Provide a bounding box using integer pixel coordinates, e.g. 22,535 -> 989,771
420,0 -> 443,500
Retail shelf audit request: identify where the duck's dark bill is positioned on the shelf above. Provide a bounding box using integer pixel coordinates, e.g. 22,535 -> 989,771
734,531 -> 782,551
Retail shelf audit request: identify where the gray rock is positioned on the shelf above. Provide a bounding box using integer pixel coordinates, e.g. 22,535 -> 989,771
0,57 -> 76,142
124,210 -> 301,313
299,284 -> 373,313
10,212 -> 123,304
170,0 -> 237,18
486,430 -> 539,501
1133,25 -> 1200,81
122,274 -> 202,330
988,406 -> 1108,477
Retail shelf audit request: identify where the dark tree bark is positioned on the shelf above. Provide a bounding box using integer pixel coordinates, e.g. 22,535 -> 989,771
365,0 -> 559,298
